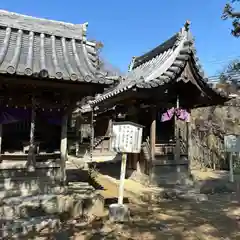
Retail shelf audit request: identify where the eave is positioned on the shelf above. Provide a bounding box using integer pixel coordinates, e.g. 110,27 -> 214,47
88,21 -> 229,108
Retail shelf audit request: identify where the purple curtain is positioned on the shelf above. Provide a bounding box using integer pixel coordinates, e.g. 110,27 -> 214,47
175,109 -> 190,122
0,108 -> 64,125
160,107 -> 190,122
47,117 -> 62,126
0,108 -> 30,124
160,107 -> 175,122
39,110 -> 63,126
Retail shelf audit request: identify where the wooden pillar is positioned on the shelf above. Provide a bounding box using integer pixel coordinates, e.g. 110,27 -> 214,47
175,128 -> 181,162
75,117 -> 80,157
186,111 -> 192,171
27,97 -> 36,170
90,108 -> 94,162
0,124 -> 2,158
108,119 -> 112,151
174,96 -> 180,164
150,108 -> 156,160
136,154 -> 141,173
60,113 -> 68,184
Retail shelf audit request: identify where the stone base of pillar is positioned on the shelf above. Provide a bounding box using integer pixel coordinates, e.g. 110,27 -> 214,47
109,203 -> 130,222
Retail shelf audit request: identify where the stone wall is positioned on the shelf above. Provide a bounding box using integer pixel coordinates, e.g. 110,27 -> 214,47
190,97 -> 240,170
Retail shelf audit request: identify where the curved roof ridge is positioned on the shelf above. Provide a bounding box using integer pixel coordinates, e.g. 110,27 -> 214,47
0,10 -> 113,85
0,9 -> 88,40
88,21 -> 229,105
131,21 -> 191,69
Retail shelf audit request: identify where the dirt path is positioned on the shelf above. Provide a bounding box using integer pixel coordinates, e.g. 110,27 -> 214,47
91,173 -> 240,240
37,170 -> 240,239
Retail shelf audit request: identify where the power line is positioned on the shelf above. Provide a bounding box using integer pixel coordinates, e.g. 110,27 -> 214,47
204,56 -> 240,65
207,68 -> 240,79
208,73 -> 240,80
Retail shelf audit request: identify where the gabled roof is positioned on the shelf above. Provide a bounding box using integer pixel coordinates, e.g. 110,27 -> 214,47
89,21 -> 227,105
0,10 -> 113,84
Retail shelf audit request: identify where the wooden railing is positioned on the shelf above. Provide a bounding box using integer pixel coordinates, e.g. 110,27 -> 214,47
155,140 -> 188,156
93,135 -> 111,152
155,142 -> 175,155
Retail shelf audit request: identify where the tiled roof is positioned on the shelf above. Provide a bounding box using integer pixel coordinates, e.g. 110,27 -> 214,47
89,21 -> 228,105
132,34 -> 178,69
0,10 -> 113,84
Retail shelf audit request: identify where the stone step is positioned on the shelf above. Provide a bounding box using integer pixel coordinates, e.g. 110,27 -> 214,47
67,182 -> 95,189
85,151 -> 116,157
0,176 -> 62,189
67,187 -> 95,195
1,153 -> 60,161
0,167 -> 61,179
1,215 -> 60,239
0,185 -> 67,201
0,181 -> 94,201
152,159 -> 188,165
0,174 -> 62,184
0,191 -> 104,221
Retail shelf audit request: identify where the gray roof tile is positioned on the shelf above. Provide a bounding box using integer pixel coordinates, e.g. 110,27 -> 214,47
0,10 -> 112,84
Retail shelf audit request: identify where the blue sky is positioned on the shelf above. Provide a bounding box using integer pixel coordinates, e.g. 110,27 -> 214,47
1,0 -> 239,76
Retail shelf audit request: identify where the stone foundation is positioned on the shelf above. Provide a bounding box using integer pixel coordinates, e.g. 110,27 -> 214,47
150,163 -> 190,186
0,164 -> 105,238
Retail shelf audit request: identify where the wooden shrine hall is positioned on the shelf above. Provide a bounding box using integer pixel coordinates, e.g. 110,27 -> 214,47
78,21 -> 229,186
0,10 -> 115,185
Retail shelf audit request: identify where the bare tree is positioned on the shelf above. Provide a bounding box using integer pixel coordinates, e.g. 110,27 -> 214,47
98,57 -> 123,76
220,59 -> 240,88
89,39 -> 123,76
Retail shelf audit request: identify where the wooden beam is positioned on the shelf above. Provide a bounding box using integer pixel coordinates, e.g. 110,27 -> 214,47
0,75 -> 108,94
108,119 -> 112,151
0,86 -> 83,109
150,107 -> 156,160
27,97 -> 36,170
186,111 -> 191,172
0,124 -> 2,157
60,112 -> 68,184
75,117 -> 80,157
90,109 -> 94,162
174,97 -> 181,164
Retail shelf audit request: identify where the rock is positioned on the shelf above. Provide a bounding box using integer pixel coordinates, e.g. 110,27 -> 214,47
177,192 -> 208,202
41,195 -> 58,214
199,180 -> 236,194
1,216 -> 60,238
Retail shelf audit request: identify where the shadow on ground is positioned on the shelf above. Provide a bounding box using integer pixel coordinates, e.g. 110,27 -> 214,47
47,167 -> 240,239
36,191 -> 240,239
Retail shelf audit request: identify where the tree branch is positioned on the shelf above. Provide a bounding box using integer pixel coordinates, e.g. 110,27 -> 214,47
222,1 -> 240,36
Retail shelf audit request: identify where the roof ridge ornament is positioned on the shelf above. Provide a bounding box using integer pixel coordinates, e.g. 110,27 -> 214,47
81,22 -> 88,36
128,56 -> 136,71
184,20 -> 191,32
180,20 -> 191,36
